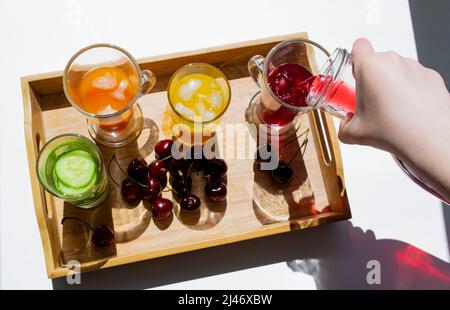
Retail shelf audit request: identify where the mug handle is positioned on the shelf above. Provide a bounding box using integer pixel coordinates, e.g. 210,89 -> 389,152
248,55 -> 265,88
140,69 -> 157,95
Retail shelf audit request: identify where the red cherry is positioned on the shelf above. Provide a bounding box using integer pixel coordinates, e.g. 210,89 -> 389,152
157,175 -> 168,189
127,158 -> 148,183
204,159 -> 228,179
61,217 -> 114,247
155,139 -> 173,159
121,178 -> 143,200
180,194 -> 201,211
271,160 -> 294,184
205,181 -> 227,203
92,225 -> 115,247
167,157 -> 188,176
149,160 -> 168,178
143,177 -> 161,200
152,197 -> 173,219
171,175 -> 192,197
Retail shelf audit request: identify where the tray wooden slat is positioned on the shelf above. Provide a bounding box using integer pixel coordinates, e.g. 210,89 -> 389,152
22,32 -> 351,278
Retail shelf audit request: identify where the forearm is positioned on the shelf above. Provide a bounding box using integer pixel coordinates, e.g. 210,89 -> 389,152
395,99 -> 450,201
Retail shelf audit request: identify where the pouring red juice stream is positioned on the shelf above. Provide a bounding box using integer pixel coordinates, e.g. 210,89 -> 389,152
261,63 -> 356,126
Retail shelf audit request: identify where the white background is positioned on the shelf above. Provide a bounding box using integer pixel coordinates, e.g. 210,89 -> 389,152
1,0 -> 449,289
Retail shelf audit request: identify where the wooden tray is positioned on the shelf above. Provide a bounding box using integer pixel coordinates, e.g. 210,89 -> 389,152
22,32 -> 351,278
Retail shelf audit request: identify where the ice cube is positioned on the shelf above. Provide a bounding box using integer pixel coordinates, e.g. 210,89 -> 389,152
209,92 -> 223,109
178,79 -> 202,101
92,72 -> 117,89
195,101 -> 206,114
112,90 -> 125,101
111,79 -> 129,101
175,103 -> 195,120
203,111 -> 217,122
274,76 -> 287,92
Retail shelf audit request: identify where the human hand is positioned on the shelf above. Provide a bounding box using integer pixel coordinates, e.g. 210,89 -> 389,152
339,38 -> 450,200
339,38 -> 450,154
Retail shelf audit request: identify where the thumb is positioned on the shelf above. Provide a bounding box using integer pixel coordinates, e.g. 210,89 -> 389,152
351,38 -> 375,78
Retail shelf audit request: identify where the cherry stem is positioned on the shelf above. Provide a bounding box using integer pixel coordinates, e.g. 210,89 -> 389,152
109,155 -> 148,188
187,162 -> 194,177
61,216 -> 95,231
258,127 -> 308,155
280,128 -> 309,151
112,154 -> 129,176
159,154 -> 172,161
108,155 -> 122,188
288,136 -> 309,165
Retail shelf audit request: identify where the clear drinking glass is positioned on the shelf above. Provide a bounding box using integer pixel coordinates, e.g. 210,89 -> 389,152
36,134 -> 109,208
247,38 -> 331,137
63,44 -> 156,147
167,63 -> 231,145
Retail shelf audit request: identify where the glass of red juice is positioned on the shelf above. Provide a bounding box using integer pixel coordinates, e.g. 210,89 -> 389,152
247,39 -> 357,138
246,38 -> 331,137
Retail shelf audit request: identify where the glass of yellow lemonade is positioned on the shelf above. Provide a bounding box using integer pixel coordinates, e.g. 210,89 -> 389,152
167,63 -> 231,145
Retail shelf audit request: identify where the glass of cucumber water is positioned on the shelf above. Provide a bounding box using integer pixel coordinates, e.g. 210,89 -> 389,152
36,134 -> 109,208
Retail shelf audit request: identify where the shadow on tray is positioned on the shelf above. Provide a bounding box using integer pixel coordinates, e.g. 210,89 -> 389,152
59,118 -> 159,267
252,129 -> 318,224
55,120 -> 450,289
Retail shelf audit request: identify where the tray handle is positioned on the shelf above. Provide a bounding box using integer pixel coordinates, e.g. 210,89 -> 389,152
34,132 -> 53,220
309,109 -> 348,213
23,78 -> 62,277
23,81 -> 54,221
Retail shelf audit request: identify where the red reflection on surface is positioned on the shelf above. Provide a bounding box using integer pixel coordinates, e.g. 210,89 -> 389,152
396,245 -> 450,282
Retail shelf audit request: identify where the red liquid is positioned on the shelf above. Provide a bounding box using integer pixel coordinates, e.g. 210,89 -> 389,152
262,63 -> 313,126
261,63 -> 356,126
310,76 -> 356,116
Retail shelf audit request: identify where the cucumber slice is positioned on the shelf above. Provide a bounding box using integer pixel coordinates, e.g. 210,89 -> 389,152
55,150 -> 97,188
57,172 -> 97,196
52,167 -> 59,186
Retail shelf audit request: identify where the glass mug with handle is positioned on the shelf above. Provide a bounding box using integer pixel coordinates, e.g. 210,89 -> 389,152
247,38 -> 356,138
64,44 -> 156,147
